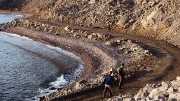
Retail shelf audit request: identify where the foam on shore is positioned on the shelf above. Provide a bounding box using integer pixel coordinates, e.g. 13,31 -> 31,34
0,32 -> 84,101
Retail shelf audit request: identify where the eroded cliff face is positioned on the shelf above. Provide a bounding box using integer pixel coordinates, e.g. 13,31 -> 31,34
1,0 -> 180,47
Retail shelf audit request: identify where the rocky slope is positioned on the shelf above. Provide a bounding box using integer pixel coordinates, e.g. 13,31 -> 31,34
108,76 -> 180,101
1,0 -> 180,47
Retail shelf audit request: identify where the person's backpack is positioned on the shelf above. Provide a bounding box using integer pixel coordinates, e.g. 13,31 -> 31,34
122,67 -> 126,74
117,66 -> 126,75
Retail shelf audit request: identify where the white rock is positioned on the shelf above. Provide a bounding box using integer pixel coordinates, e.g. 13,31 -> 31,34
144,50 -> 149,55
105,41 -> 111,45
148,88 -> 159,98
123,98 -> 135,101
176,93 -> 180,99
116,40 -> 121,45
161,82 -> 169,90
167,87 -> 174,93
159,86 -> 167,92
135,88 -> 143,100
176,76 -> 180,81
130,44 -> 139,51
75,82 -> 80,89
171,80 -> 180,89
169,93 -> 177,98
146,10 -> 157,21
89,0 -> 96,4
158,91 -> 169,98
87,35 -> 93,40
153,95 -> 163,100
127,39 -> 132,44
64,26 -> 70,31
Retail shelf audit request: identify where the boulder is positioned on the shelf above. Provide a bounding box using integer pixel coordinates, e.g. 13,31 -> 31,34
105,41 -> 111,45
161,82 -> 169,90
123,98 -> 135,101
167,87 -> 174,93
64,26 -> 71,31
176,76 -> 180,81
148,88 -> 159,98
168,93 -> 177,99
89,0 -> 96,4
171,80 -> 180,89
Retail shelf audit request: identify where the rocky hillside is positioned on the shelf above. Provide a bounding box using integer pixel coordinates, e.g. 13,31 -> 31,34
1,0 -> 180,47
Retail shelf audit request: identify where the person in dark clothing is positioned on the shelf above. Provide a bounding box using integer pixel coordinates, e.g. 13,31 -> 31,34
107,24 -> 111,31
117,63 -> 126,89
103,71 -> 113,97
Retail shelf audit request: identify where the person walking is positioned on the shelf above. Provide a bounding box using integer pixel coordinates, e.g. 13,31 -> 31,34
117,63 -> 126,89
103,71 -> 113,97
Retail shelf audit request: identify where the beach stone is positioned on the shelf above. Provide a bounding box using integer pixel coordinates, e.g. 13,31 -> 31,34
168,98 -> 178,101
162,82 -> 169,90
135,88 -> 143,100
123,98 -> 135,101
130,44 -> 139,51
105,41 -> 111,45
148,88 -> 159,98
158,91 -> 169,98
169,93 -> 177,98
176,76 -> 180,81
116,40 -> 121,45
89,0 -> 96,4
171,80 -> 180,89
159,86 -> 167,92
144,50 -> 149,55
153,95 -> 163,100
75,82 -> 80,89
176,93 -> 180,99
97,33 -> 103,39
167,87 -> 174,93
64,26 -> 70,31
48,87 -> 56,90
146,97 -> 153,101
87,35 -> 93,40
142,91 -> 149,98
38,96 -> 45,101
127,39 -> 132,44
110,41 -> 117,46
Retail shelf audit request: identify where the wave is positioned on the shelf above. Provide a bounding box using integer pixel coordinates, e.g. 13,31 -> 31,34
0,32 -> 84,101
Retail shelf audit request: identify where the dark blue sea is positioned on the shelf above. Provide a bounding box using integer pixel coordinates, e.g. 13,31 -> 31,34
0,14 -> 84,101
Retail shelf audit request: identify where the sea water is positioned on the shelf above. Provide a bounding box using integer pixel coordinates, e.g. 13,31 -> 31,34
0,13 -> 23,24
0,14 -> 84,101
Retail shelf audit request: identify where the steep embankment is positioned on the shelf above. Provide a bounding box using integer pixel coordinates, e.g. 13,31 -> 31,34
20,0 -> 180,47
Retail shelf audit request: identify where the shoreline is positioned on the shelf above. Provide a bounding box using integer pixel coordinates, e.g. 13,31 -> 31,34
5,27 -> 119,100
